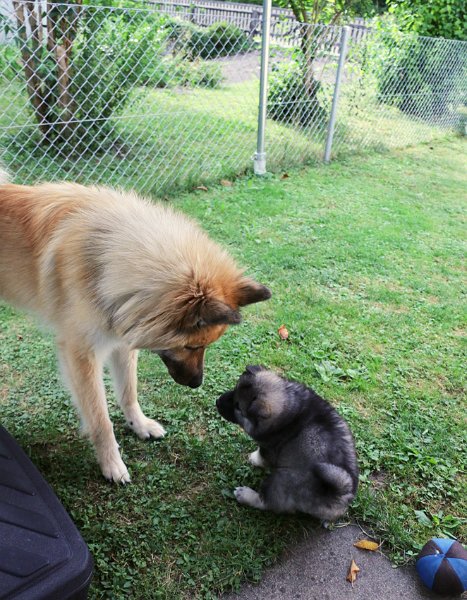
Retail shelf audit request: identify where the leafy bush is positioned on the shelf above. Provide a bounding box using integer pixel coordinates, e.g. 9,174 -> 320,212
176,59 -> 223,88
70,16 -> 139,138
164,17 -> 198,47
378,40 -> 464,118
0,44 -> 19,81
187,22 -> 251,59
354,21 -> 467,122
267,59 -> 327,126
387,0 -> 466,41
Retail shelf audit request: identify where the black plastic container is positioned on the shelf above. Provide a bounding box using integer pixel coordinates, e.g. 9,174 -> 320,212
0,426 -> 93,599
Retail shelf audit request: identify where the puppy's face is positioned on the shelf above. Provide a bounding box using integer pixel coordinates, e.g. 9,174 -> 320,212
216,366 -> 287,438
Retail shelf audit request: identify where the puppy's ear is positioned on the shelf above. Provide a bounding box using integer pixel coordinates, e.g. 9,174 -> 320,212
236,278 -> 271,307
245,365 -> 263,375
198,299 -> 241,327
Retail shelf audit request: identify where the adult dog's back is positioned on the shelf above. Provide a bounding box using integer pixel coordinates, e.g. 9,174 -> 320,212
0,181 -> 271,482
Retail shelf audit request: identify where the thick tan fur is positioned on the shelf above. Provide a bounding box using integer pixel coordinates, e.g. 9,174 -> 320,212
0,180 -> 270,482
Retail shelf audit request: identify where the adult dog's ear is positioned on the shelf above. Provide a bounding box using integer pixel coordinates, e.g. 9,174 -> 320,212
237,278 -> 271,307
196,299 -> 242,328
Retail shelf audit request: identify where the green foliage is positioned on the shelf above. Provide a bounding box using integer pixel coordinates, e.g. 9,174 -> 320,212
68,11 -> 165,148
166,19 -> 251,60
275,0 -> 369,24
69,12 -> 224,149
187,22 -> 251,59
379,40 -> 465,118
354,19 -> 467,121
0,44 -> 19,81
176,59 -> 223,88
267,57 -> 327,125
387,0 -> 466,41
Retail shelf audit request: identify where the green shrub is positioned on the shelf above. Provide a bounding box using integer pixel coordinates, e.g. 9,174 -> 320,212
187,22 -> 251,59
387,0 -> 466,41
176,59 -> 223,88
352,20 -> 467,123
0,44 -> 20,81
377,38 -> 466,120
267,59 -> 327,126
164,17 -> 199,46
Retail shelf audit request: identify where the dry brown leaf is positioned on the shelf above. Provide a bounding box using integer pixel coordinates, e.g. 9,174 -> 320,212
220,179 -> 233,187
196,185 -> 208,191
278,324 -> 289,340
280,173 -> 289,180
354,539 -> 380,552
346,559 -> 360,585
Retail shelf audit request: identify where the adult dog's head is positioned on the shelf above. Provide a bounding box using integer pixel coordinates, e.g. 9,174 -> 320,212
155,280 -> 271,388
85,194 -> 271,388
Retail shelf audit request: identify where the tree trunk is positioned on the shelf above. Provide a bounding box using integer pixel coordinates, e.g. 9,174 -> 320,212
13,1 -> 51,138
300,22 -> 325,125
13,0 -> 82,145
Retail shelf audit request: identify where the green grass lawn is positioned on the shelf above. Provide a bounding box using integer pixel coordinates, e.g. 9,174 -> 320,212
1,138 -> 466,599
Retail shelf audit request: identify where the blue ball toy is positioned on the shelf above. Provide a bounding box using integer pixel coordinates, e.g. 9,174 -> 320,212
416,538 -> 467,596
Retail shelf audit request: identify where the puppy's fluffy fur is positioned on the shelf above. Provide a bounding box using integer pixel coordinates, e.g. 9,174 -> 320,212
0,178 -> 270,482
217,366 -> 358,520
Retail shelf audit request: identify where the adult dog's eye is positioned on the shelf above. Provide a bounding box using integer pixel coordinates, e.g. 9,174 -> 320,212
184,345 -> 203,350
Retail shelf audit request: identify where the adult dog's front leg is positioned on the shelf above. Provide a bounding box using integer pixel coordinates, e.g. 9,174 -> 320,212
58,341 -> 130,483
109,346 -> 166,440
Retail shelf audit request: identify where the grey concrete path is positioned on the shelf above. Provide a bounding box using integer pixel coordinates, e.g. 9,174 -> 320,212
221,524 -> 461,600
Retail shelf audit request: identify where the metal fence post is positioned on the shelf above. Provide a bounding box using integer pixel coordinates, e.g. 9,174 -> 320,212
324,25 -> 350,163
254,0 -> 272,175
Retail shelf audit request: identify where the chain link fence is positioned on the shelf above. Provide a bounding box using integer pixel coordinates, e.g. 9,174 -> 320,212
0,1 -> 465,195
331,27 -> 467,154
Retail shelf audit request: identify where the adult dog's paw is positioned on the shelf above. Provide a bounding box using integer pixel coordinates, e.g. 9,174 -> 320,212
127,414 -> 166,440
100,454 -> 131,484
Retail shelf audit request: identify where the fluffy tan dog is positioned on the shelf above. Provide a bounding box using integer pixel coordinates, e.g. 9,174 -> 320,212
0,173 -> 270,482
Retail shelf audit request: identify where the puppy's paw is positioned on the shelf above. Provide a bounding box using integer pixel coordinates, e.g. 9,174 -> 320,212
234,486 -> 266,510
127,414 -> 166,440
100,453 -> 131,484
248,448 -> 266,468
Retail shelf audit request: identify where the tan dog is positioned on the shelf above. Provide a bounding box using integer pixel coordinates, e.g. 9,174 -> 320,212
0,172 -> 270,482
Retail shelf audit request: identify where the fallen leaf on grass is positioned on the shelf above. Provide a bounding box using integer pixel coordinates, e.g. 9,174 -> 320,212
278,324 -> 289,340
354,539 -> 380,552
346,559 -> 360,585
220,179 -> 233,187
195,185 -> 208,191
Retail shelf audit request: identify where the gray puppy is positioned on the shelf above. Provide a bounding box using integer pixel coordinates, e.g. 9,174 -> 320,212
216,366 -> 358,520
